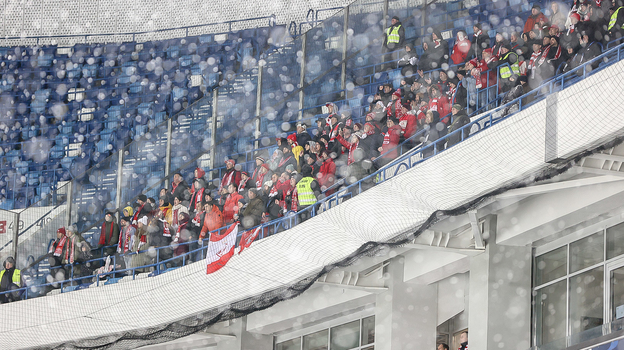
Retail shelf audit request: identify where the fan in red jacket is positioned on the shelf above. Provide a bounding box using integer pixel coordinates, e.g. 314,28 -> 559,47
450,30 -> 472,64
428,86 -> 451,124
377,117 -> 402,162
386,89 -> 403,119
317,152 -> 337,194
222,183 -> 244,224
398,102 -> 417,140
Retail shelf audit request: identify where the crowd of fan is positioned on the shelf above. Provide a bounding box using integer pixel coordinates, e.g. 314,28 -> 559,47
387,0 -> 620,117
2,0 -> 623,302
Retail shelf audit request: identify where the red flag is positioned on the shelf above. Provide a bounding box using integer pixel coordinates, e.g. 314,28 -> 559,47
238,227 -> 261,255
206,222 -> 238,274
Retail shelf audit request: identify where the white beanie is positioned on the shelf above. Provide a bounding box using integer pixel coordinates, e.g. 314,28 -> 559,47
138,216 -> 148,226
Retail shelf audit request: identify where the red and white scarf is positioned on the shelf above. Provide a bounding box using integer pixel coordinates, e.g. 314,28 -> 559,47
118,225 -> 136,253
50,236 -> 67,257
191,187 -> 204,212
277,155 -> 293,168
238,178 -> 249,193
64,236 -> 76,264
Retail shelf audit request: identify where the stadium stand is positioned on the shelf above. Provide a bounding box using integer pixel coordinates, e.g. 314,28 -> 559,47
2,0 -> 624,338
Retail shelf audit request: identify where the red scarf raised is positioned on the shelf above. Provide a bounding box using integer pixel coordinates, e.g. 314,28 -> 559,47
51,236 -> 67,257
64,235 -> 76,264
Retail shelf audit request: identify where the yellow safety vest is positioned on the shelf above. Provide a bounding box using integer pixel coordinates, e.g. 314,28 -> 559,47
386,25 -> 402,45
499,52 -> 520,79
296,177 -> 317,206
609,7 -> 624,31
0,269 -> 21,288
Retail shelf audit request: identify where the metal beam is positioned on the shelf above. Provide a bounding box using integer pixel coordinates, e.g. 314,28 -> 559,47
314,281 -> 388,293
115,149 -> 124,216
65,181 -> 73,227
496,174 -> 624,200
586,153 -> 624,163
298,34 -> 307,120
254,64 -> 263,151
468,210 -> 485,249
11,212 -> 19,262
340,6 -> 348,98
404,243 -> 484,256
575,166 -> 624,177
164,117 -> 173,187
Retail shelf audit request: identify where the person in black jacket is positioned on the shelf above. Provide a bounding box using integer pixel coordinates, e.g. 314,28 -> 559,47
471,23 -> 490,59
170,173 -> 189,205
398,44 -> 419,77
296,122 -> 312,147
562,32 -> 602,72
429,30 -> 449,68
0,257 -> 23,303
446,104 -> 471,148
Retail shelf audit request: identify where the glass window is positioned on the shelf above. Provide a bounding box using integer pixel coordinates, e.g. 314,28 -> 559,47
569,266 -> 604,335
607,223 -> 624,260
361,316 -> 375,346
570,232 -> 604,273
534,246 -> 567,286
277,338 -> 301,350
303,330 -> 328,350
330,320 -> 360,350
535,280 -> 567,345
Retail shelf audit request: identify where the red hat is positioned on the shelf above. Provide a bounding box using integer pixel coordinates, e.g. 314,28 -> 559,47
570,12 -> 581,21
392,89 -> 401,98
261,163 -> 270,170
241,171 -> 248,176
482,48 -> 493,55
225,159 -> 235,166
287,133 -> 297,143
467,58 -> 479,67
57,227 -> 66,235
195,167 -> 205,178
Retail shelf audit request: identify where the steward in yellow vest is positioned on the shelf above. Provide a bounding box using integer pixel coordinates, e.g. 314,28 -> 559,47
0,257 -> 23,303
383,16 -> 405,51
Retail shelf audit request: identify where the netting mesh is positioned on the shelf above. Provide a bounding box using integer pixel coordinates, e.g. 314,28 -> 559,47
3,56 -> 624,348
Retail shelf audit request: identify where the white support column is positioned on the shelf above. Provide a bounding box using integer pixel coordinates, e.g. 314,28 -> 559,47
468,215 -> 532,349
375,256 -> 437,350
215,317 -> 273,350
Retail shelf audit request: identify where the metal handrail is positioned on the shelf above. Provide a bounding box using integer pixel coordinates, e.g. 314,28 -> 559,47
0,14 -> 278,46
